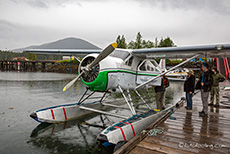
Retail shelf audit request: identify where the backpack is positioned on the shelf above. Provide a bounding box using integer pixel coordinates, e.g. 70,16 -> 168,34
195,80 -> 201,89
163,77 -> 169,88
218,74 -> 225,82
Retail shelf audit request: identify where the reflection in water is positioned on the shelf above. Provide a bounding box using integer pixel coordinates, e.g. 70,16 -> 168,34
200,117 -> 208,137
182,111 -> 194,142
209,106 -> 222,137
183,112 -> 194,133
28,114 -> 114,154
197,117 -> 208,154
210,106 -> 219,114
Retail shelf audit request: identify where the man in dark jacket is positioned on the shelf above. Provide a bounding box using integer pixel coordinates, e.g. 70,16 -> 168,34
184,70 -> 195,110
197,63 -> 213,117
154,74 -> 169,110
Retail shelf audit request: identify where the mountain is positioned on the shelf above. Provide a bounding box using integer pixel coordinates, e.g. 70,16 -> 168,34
13,37 -> 101,52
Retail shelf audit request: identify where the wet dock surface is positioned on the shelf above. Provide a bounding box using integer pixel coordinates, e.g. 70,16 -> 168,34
116,82 -> 230,154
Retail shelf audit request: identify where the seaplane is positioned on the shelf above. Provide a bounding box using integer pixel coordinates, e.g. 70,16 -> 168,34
25,42 -> 230,146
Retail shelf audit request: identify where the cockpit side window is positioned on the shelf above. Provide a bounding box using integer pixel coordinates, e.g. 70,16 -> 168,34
125,56 -> 134,66
139,61 -> 146,71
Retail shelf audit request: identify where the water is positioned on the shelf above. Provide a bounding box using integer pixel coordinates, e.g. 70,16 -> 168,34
0,72 -> 185,154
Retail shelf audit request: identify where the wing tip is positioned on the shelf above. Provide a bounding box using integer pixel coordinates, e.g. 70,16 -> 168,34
112,42 -> 117,49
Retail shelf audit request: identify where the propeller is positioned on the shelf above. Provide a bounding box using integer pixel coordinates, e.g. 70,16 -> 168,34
63,42 -> 117,92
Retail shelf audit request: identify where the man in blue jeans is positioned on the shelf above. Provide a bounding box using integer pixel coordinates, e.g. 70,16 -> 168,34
184,70 -> 195,110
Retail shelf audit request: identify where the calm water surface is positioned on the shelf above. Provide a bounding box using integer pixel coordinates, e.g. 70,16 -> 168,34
0,72 -> 185,154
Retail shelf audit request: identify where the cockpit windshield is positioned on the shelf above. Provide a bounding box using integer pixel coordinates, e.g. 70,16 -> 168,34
110,50 -> 130,60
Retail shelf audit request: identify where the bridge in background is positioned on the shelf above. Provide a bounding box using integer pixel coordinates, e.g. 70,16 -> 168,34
0,60 -> 55,72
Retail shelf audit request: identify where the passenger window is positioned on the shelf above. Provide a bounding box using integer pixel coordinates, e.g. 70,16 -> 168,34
145,61 -> 155,72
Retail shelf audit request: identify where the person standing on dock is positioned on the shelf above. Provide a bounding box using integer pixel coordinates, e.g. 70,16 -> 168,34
154,73 -> 169,110
196,63 -> 213,117
184,70 -> 195,110
209,67 -> 225,108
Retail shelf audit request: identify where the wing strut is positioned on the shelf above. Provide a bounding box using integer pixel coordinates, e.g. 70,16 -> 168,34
134,54 -> 200,90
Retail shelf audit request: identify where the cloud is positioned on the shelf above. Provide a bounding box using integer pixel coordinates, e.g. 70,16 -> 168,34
25,0 -> 48,9
0,0 -> 230,50
9,0 -> 82,9
136,0 -> 230,15
9,0 -> 48,8
0,19 -> 64,50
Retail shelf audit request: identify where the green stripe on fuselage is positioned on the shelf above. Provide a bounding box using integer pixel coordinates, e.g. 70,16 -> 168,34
81,69 -> 158,91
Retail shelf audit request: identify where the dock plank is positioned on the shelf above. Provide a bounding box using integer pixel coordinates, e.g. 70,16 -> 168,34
159,123 -> 230,142
129,146 -> 165,154
145,134 -> 228,154
164,118 -> 230,135
136,140 -> 195,154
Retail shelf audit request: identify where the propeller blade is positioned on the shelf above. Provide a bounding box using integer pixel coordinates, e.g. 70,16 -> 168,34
63,71 -> 84,92
87,42 -> 117,70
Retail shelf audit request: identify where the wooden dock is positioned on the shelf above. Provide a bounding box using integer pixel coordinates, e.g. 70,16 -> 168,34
115,82 -> 230,154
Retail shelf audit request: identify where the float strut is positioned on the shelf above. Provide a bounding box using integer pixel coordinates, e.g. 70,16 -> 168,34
118,86 -> 136,115
134,89 -> 152,110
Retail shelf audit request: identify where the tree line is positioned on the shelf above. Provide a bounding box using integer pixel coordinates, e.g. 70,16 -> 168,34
0,50 -> 62,61
116,32 -> 176,49
0,50 -> 27,60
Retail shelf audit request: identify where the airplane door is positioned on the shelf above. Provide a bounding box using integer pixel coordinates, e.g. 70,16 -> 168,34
136,60 -> 162,86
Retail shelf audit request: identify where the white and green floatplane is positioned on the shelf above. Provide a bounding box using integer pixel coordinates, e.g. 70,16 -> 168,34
26,42 -> 230,145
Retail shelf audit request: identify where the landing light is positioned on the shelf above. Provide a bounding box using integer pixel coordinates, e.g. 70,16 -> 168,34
216,45 -> 222,51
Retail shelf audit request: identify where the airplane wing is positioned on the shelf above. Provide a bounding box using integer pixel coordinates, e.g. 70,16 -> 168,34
132,44 -> 230,59
24,49 -> 102,56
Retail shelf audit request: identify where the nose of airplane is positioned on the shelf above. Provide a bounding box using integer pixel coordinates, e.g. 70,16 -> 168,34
30,112 -> 37,119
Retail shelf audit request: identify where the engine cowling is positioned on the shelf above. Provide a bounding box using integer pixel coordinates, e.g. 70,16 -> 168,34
79,55 -> 100,83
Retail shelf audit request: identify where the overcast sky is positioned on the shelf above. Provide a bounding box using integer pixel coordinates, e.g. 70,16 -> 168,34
0,0 -> 230,50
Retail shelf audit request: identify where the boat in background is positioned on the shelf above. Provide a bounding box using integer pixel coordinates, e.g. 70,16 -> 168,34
166,68 -> 189,81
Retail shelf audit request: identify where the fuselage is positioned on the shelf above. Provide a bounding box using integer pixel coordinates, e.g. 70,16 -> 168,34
79,49 -> 162,92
